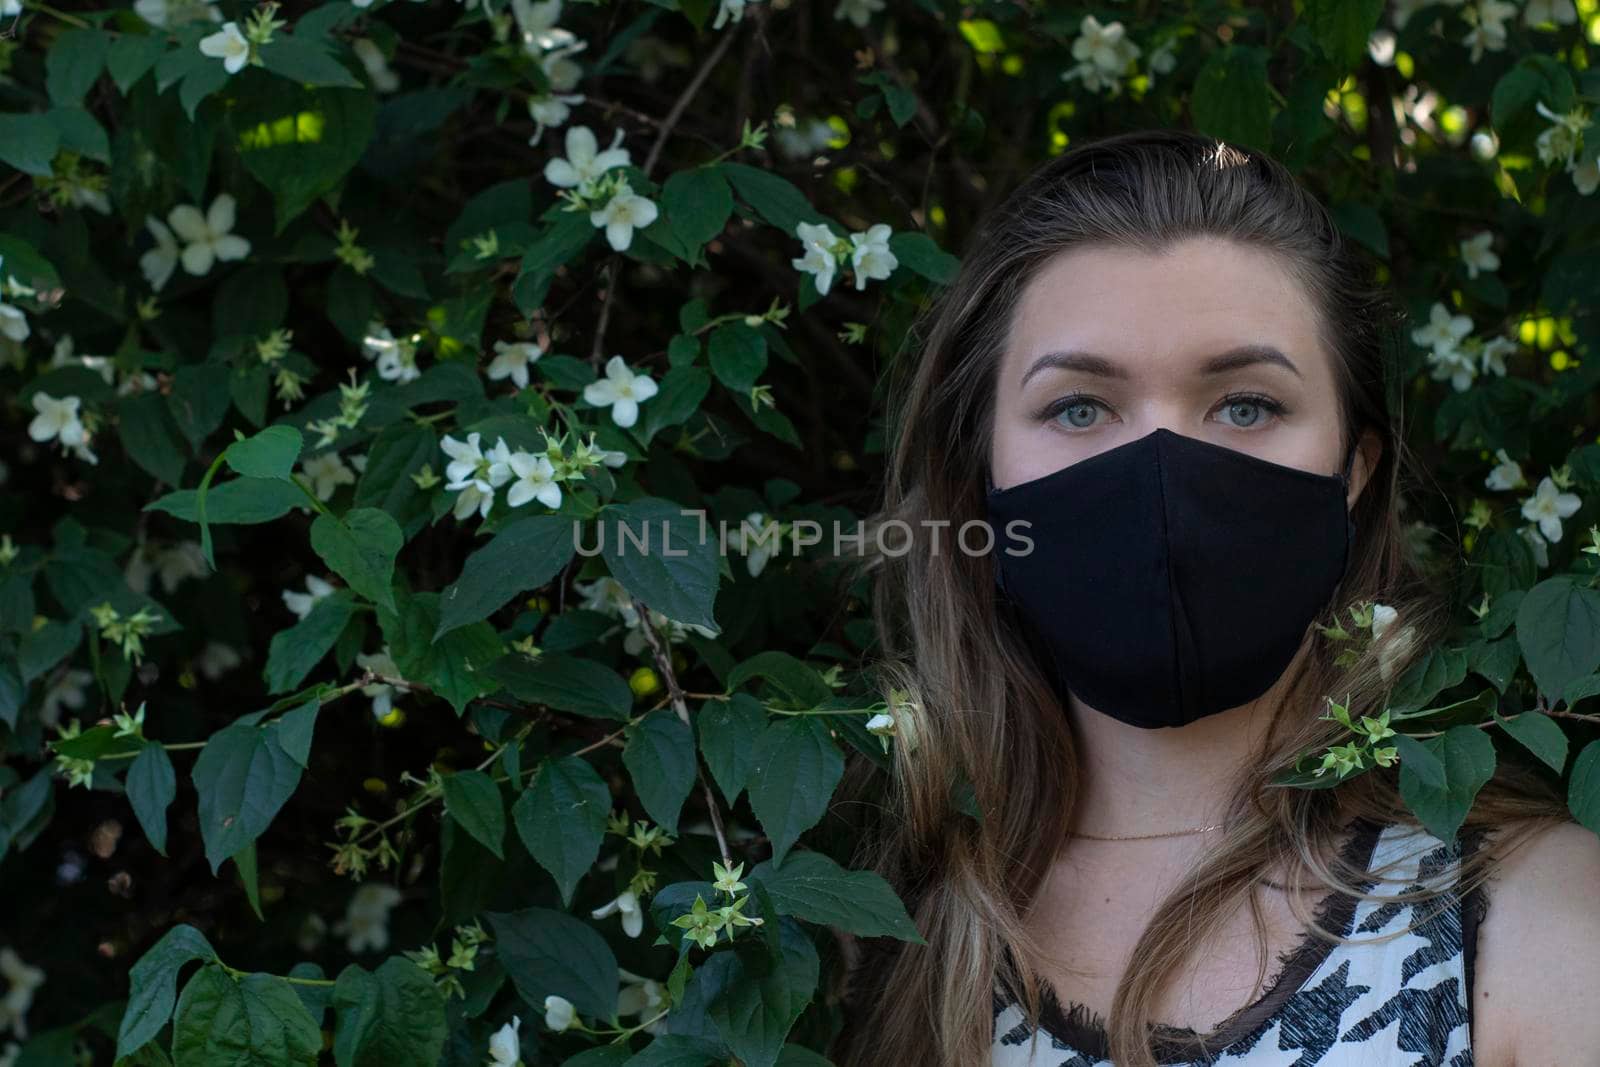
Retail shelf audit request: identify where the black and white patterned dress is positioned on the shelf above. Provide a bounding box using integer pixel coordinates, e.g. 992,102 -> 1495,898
991,818 -> 1490,1066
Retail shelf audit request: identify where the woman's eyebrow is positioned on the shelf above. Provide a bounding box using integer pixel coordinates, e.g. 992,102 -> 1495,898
1018,344 -> 1303,390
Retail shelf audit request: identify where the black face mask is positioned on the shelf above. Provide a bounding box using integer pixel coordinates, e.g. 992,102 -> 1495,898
984,427 -> 1358,729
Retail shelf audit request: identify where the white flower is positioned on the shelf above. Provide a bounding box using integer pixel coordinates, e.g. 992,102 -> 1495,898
1485,448 -> 1526,491
0,0 -> 18,18
1521,476 -> 1582,543
197,641 -> 243,680
489,340 -> 543,390
135,0 -> 221,26
539,38 -> 587,94
1572,152 -> 1599,197
282,574 -> 337,620
1459,1 -> 1517,63
0,300 -> 26,343
865,711 -> 895,734
832,0 -> 884,28
740,511 -> 783,577
575,576 -> 638,624
773,117 -> 836,160
168,193 -> 250,277
356,646 -> 404,720
27,393 -> 88,451
1523,0 -> 1576,26
1411,301 -> 1473,356
714,0 -> 762,29
0,1041 -> 17,1067
0,948 -> 45,1040
139,216 -> 180,292
352,38 -> 399,93
126,540 -> 208,596
544,126 -> 631,196
848,223 -> 897,290
301,451 -> 356,502
590,889 -> 644,937
506,451 -> 563,510
39,668 -> 94,730
1146,39 -> 1178,79
198,21 -> 251,75
1520,524 -> 1550,568
487,1015 -> 522,1065
362,323 -> 422,384
1369,603 -> 1398,641
511,0 -> 566,51
791,221 -> 843,296
616,968 -> 665,1033
590,180 -> 658,252
334,884 -> 403,954
582,356 -> 657,429
1459,232 -> 1499,279
1534,99 -> 1589,168
621,608 -> 718,656
1427,346 -> 1477,392
1479,335 -> 1515,377
1369,603 -> 1417,682
543,994 -> 575,1032
440,432 -> 513,521
1062,15 -> 1140,94
527,92 -> 584,147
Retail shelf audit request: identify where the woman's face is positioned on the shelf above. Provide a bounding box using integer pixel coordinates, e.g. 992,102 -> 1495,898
990,236 -> 1372,506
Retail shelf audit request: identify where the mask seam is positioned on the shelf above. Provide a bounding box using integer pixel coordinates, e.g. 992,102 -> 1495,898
1151,436 -> 1187,723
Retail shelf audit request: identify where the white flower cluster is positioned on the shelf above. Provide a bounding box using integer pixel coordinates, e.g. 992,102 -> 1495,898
544,126 -> 659,252
356,644 -> 407,722
124,540 -> 208,596
134,0 -> 222,28
49,336 -> 158,397
791,221 -> 898,297
0,258 -> 31,345
1534,99 -> 1598,197
1410,302 -> 1516,393
510,0 -> 590,146
1481,450 -> 1583,565
1061,15 -> 1141,96
141,193 -> 251,292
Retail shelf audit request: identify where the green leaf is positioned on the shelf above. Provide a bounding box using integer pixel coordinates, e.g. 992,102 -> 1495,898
512,755 -> 612,907
600,497 -> 721,633
697,693 -> 766,806
1329,200 -> 1389,259
275,697 -> 321,768
106,32 -> 166,93
485,907 -> 619,1021
622,714 -> 697,835
706,919 -> 819,1067
310,508 -> 403,613
888,231 -> 959,285
727,652 -> 833,707
0,113 -> 61,177
235,839 -> 265,921
1466,634 -> 1520,693
191,719 -> 305,873
225,425 -> 304,480
127,743 -> 177,857
721,162 -> 830,234
1491,54 -> 1575,145
747,717 -> 844,867
146,477 -> 308,525
118,393 -> 190,488
231,84 -> 378,232
330,958 -> 448,1067
171,966 -> 322,1065
1397,726 -> 1496,843
1304,0 -> 1384,72
747,850 -> 923,943
1569,739 -> 1600,837
116,925 -> 219,1060
662,166 -> 733,256
439,769 -> 506,859
46,28 -> 110,106
640,366 -> 711,444
708,322 -> 767,396
167,363 -> 234,451
258,36 -> 363,89
1386,644 -> 1469,714
1517,577 -> 1600,700
486,653 -> 632,721
1494,708 -> 1568,773
1191,45 -> 1272,152
377,590 -> 505,715
436,515 -> 573,638
265,590 -> 357,694
1389,732 -> 1445,790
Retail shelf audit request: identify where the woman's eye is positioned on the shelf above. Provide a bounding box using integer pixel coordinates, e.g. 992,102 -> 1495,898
1053,399 -> 1101,429
1216,397 -> 1278,428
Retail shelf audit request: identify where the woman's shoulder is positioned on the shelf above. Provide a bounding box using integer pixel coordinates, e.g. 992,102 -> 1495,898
1469,817 -> 1600,1066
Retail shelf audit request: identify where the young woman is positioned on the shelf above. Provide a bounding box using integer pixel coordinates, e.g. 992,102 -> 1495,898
825,130 -> 1600,1066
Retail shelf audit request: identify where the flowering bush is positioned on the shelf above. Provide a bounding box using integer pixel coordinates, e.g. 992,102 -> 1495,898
0,0 -> 1598,1064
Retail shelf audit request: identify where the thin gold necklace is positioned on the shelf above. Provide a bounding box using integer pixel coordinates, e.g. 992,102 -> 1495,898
1066,822 -> 1225,841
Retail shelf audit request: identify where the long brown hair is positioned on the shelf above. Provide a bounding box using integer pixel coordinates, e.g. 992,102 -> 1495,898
823,129 -> 1567,1067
